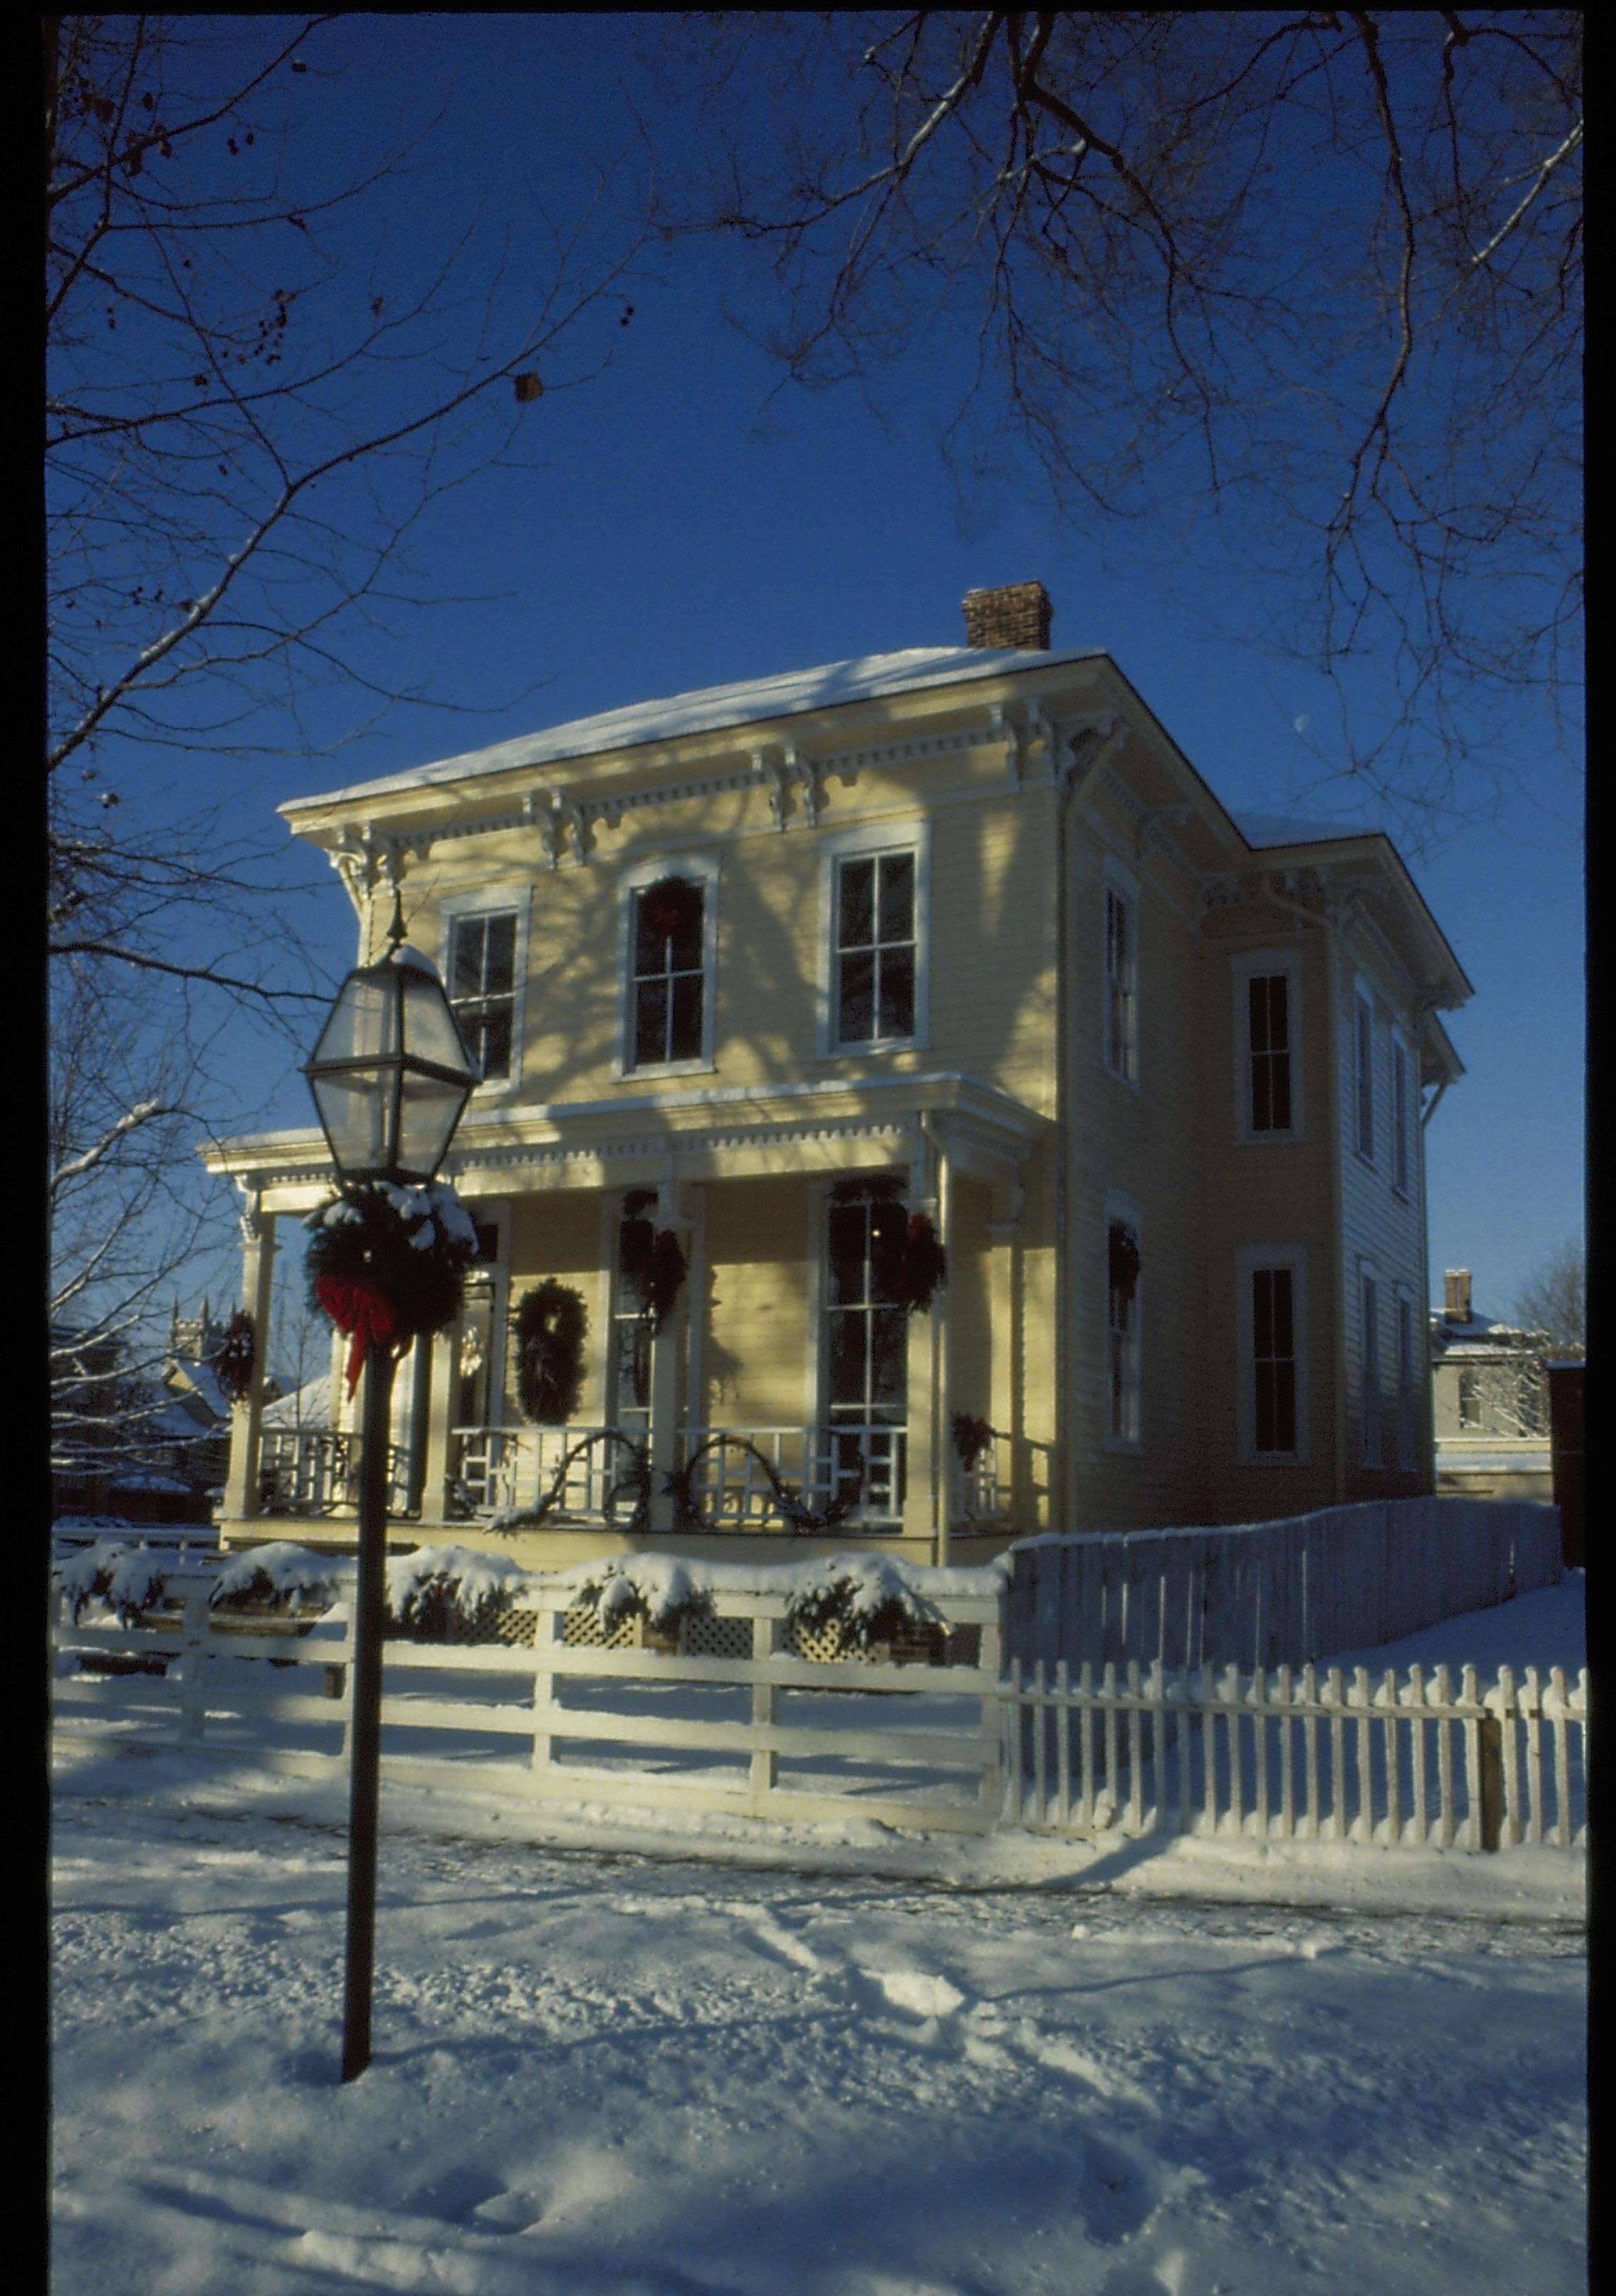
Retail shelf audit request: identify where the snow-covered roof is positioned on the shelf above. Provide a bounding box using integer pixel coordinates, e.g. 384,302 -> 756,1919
262,1375 -> 331,1429
1233,811 -> 1372,849
280,643 -> 1107,814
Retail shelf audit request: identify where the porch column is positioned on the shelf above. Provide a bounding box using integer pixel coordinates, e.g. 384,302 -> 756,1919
902,1130 -> 943,1555
421,1321 -> 461,1522
646,1191 -> 693,1537
988,1183 -> 1025,1529
222,1191 -> 276,1521
403,1327 -> 432,1517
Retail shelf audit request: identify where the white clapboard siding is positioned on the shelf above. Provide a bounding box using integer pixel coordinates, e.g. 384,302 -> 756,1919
998,1657 -> 1589,1852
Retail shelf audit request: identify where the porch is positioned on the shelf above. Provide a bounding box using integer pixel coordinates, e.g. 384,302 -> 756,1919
208,1071 -> 1053,1566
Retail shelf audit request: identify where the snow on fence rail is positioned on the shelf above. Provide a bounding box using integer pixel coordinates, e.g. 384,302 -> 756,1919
1003,1658 -> 1588,1851
50,1570 -> 1586,1854
50,1571 -> 1009,1835
1005,1499 -> 1564,1677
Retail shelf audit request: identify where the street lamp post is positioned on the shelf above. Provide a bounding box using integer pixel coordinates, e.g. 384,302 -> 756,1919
303,896 -> 478,2083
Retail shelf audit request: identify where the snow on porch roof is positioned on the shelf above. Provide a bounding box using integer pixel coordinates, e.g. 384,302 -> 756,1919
280,643 -> 1108,814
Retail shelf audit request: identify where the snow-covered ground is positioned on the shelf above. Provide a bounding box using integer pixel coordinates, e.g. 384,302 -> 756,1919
50,1577 -> 1586,2295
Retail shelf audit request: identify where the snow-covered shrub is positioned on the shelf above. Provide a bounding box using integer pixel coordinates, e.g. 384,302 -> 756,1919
53,1541 -> 166,1626
385,1544 -> 532,1636
568,1555 -> 712,1638
783,1556 -> 942,1652
209,1542 -> 347,1614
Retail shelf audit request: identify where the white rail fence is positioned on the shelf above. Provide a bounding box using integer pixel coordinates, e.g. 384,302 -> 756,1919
1006,1499 -> 1565,1676
51,1575 -> 1586,1854
51,1575 -> 1007,1836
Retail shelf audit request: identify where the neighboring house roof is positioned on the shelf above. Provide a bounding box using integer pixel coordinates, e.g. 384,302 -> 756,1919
1429,1310 -> 1551,1360
279,643 -> 1110,814
262,1375 -> 331,1429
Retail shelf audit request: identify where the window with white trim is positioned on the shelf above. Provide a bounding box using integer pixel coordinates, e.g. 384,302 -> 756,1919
1236,1247 -> 1308,1463
630,876 -> 705,1069
617,854 -> 719,1076
1391,1032 -> 1412,1197
1104,875 -> 1139,1085
442,890 -> 527,1089
1230,950 -> 1303,1142
834,850 -> 916,1047
1396,1290 -> 1418,1469
1106,1212 -> 1142,1446
1361,1269 -> 1383,1466
823,1181 -> 909,1514
1354,990 -> 1376,1163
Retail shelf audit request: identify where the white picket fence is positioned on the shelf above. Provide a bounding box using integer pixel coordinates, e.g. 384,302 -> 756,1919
51,1572 -> 1586,1855
1004,1499 -> 1565,1676
1003,1658 -> 1589,1851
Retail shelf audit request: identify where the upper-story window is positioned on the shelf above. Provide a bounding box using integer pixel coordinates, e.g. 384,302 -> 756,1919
1354,989 -> 1376,1163
1104,872 -> 1139,1085
448,909 -> 518,1083
629,874 -> 706,1069
1248,974 -> 1292,1133
1391,1032 -> 1412,1198
1230,950 -> 1303,1142
835,850 -> 916,1046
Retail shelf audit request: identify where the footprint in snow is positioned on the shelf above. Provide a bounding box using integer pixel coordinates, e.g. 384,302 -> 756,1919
871,1970 -> 967,2020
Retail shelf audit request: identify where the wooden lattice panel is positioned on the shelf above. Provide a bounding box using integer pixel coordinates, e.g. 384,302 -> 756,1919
683,1612 -> 755,1660
781,1614 -> 848,1664
560,1605 -> 640,1649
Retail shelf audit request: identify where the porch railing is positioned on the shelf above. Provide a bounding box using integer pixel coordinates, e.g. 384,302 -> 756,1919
257,1427 -> 412,1519
676,1424 -> 906,1531
451,1426 -> 650,1524
442,1422 -> 1031,1534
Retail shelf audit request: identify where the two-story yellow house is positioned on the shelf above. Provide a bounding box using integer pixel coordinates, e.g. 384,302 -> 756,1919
203,582 -> 1470,1570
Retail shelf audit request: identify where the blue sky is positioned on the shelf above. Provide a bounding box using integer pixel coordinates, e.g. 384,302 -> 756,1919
107,15 -> 1584,1332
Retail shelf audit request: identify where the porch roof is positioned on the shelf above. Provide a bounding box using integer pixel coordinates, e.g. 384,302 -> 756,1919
201,1069 -> 1049,1215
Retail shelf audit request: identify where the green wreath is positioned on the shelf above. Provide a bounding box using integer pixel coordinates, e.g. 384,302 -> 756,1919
514,1280 -> 588,1424
306,1181 -> 478,1397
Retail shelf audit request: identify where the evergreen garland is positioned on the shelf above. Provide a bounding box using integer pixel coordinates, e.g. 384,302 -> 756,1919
212,1310 -> 257,1405
952,1412 -> 997,1470
305,1181 -> 478,1397
1109,1220 -> 1142,1305
514,1280 -> 588,1424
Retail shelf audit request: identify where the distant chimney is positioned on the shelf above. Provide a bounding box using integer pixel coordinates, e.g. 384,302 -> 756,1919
1443,1269 -> 1472,1322
963,581 -> 1052,652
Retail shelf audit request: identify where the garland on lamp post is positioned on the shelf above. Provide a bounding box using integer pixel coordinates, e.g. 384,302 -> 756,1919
306,1180 -> 479,1397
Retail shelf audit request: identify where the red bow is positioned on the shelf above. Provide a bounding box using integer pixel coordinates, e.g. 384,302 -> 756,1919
315,1273 -> 403,1399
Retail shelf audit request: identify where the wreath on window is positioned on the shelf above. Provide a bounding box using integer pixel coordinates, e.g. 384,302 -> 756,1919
514,1280 -> 589,1425
639,874 -> 702,944
619,1191 -> 688,1333
1109,1220 -> 1142,1306
212,1310 -> 257,1407
835,1177 -> 947,1315
306,1181 -> 479,1398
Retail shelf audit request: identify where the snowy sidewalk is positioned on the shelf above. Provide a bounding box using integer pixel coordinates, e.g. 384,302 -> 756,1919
50,1761 -> 1586,2296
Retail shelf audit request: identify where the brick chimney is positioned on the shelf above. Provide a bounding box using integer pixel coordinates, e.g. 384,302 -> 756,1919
963,581 -> 1052,651
1443,1268 -> 1472,1322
